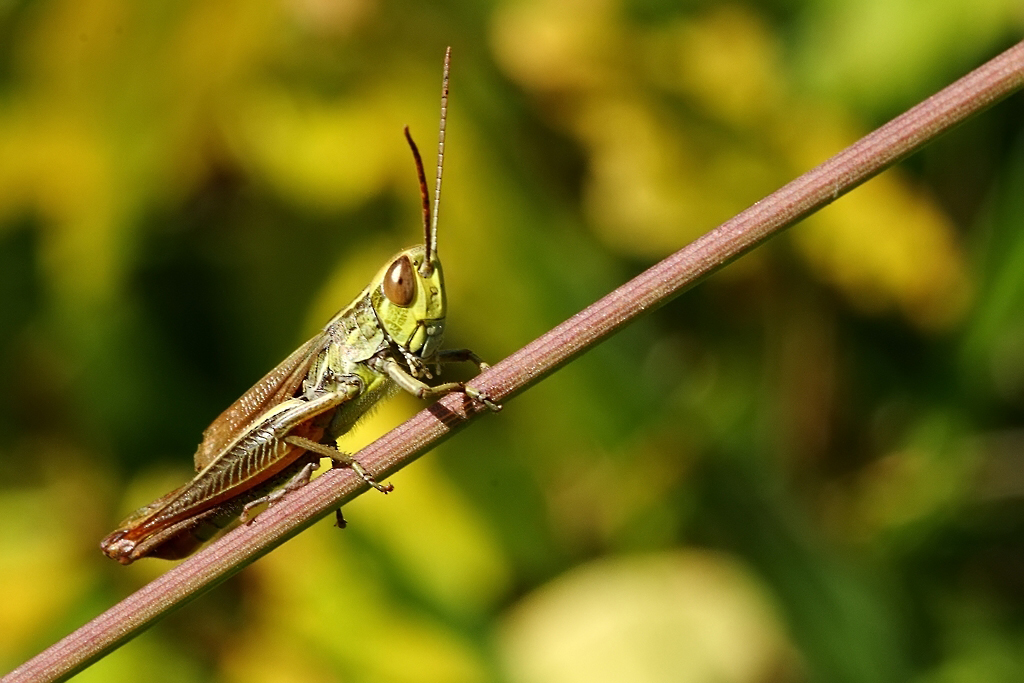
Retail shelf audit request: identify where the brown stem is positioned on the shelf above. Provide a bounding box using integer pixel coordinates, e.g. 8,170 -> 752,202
6,39 -> 1024,683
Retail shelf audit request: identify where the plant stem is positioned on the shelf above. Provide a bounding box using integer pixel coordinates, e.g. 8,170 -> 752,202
6,38 -> 1024,683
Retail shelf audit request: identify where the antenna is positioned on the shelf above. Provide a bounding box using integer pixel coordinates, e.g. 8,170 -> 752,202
424,46 -> 451,277
404,125 -> 431,257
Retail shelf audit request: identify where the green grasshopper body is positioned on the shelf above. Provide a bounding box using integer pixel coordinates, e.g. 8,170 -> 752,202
101,48 -> 495,565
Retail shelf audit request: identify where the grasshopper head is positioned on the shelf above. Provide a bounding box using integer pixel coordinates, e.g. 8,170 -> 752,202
382,48 -> 453,362
372,244 -> 446,359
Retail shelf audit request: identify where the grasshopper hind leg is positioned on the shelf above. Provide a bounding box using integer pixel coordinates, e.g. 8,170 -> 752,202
238,436 -> 391,526
240,460 -> 319,524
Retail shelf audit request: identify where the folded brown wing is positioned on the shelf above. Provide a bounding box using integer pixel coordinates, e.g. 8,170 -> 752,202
193,334 -> 326,471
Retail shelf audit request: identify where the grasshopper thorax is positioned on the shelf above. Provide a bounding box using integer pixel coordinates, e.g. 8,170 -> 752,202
371,244 -> 446,360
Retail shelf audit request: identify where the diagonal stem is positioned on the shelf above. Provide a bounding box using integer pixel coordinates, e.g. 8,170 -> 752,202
6,38 -> 1024,683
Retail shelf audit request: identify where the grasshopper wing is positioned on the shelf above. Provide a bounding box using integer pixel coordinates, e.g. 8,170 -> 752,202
101,366 -> 354,564
193,333 -> 327,471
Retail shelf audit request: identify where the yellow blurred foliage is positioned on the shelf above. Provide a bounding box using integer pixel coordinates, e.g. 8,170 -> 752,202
348,457 -> 512,616
0,444 -> 102,666
780,106 -> 972,328
491,0 -> 619,94
234,520 -> 489,683
230,86 -> 399,209
794,174 -> 972,328
644,5 -> 787,127
796,0 -> 1022,109
500,550 -> 797,683
492,0 -> 972,327
337,398 -> 512,616
0,0 -> 398,311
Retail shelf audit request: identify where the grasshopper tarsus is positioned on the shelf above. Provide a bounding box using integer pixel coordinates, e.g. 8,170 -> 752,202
464,385 -> 501,412
240,506 -> 259,525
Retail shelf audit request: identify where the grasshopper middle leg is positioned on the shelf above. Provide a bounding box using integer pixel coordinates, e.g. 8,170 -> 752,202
284,435 -> 394,493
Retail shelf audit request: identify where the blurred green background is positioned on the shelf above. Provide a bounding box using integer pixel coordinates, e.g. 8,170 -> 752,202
2,0 -> 1024,681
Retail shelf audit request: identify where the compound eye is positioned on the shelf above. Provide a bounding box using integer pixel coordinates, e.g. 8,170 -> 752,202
383,255 -> 416,307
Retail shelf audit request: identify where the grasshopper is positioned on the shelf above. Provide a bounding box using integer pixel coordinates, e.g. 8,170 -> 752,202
101,48 -> 498,565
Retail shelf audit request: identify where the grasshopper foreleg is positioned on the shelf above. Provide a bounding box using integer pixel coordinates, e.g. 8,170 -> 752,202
433,348 -> 491,372
284,435 -> 394,494
417,348 -> 489,379
375,356 -> 501,411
